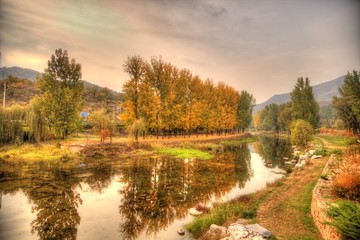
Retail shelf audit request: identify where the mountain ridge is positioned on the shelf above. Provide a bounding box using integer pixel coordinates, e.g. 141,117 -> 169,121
253,75 -> 345,113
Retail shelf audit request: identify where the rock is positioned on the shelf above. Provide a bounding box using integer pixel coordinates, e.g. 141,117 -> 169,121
311,155 -> 323,160
189,207 -> 203,216
177,227 -> 185,235
271,168 -> 287,174
309,150 -> 316,155
283,157 -> 289,160
245,224 -> 271,238
295,163 -> 303,168
203,224 -> 228,240
284,161 -> 293,165
226,223 -> 265,240
300,160 -> 307,165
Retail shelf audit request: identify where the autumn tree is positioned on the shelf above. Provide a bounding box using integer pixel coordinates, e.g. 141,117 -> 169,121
290,77 -> 320,129
236,90 -> 255,132
120,55 -> 252,139
333,70 -> 360,134
88,109 -> 116,142
121,55 -> 146,142
36,49 -> 84,139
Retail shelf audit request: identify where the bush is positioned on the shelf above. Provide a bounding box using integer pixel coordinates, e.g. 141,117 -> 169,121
327,201 -> 360,240
291,120 -> 314,148
333,147 -> 360,201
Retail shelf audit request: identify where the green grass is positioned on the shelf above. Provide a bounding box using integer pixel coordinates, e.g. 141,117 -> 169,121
327,200 -> 360,240
156,147 -> 213,160
185,197 -> 257,238
286,180 -> 319,232
0,143 -> 81,163
318,134 -> 357,146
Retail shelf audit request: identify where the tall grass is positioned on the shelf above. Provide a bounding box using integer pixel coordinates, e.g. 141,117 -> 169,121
0,143 -> 81,163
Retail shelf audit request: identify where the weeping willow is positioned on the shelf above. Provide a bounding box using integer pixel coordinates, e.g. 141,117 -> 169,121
26,96 -> 52,143
0,105 -> 27,144
0,98 -> 52,144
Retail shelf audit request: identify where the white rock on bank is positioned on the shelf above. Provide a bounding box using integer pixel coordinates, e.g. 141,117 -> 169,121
189,208 -> 203,216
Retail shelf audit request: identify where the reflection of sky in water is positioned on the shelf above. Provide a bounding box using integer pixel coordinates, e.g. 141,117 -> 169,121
0,139 -> 289,240
213,151 -> 283,203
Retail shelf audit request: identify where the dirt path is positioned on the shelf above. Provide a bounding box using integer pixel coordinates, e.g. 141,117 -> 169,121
257,158 -> 327,239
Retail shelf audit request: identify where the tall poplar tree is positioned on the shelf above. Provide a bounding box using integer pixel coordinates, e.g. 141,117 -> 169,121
37,49 -> 83,139
290,77 -> 319,129
236,90 -> 255,132
122,55 -> 146,142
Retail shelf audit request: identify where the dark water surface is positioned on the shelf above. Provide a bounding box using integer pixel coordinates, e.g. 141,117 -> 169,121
0,137 -> 292,240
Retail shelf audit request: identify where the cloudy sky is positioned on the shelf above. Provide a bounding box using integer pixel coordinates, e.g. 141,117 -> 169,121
1,0 -> 359,103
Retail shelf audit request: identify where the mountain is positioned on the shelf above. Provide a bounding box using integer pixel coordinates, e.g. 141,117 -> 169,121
253,76 -> 345,113
0,66 -> 41,81
0,66 -> 124,107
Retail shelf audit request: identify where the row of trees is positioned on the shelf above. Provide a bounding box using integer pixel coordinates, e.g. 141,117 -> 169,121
254,77 -> 320,134
121,55 -> 255,141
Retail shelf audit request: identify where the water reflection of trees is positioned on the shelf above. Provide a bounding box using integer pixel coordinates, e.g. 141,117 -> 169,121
83,163 -> 114,193
118,147 -> 252,239
0,162 -> 83,240
254,135 -> 292,166
26,168 -> 82,240
0,144 -> 254,240
228,144 -> 253,188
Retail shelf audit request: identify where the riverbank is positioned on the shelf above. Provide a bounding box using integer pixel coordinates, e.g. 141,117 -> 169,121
185,155 -> 327,239
0,133 -> 255,164
185,134 -> 359,239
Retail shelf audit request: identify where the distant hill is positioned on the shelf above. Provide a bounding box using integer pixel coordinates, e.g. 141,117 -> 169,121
253,76 -> 345,113
0,66 -> 41,81
0,66 -> 124,108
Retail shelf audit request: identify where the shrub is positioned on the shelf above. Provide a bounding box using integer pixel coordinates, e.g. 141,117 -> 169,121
333,173 -> 360,200
291,120 -> 314,148
333,147 -> 360,201
327,201 -> 360,240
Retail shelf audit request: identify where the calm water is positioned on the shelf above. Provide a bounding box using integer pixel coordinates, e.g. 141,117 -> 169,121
0,137 -> 291,240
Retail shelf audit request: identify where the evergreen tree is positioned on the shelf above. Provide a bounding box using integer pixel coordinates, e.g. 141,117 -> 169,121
290,77 -> 320,129
333,70 -> 360,133
36,49 -> 84,139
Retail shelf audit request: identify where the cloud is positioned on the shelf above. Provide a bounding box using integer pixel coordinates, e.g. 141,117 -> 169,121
1,0 -> 359,102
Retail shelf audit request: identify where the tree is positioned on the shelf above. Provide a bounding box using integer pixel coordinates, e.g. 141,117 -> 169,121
27,96 -> 51,142
333,70 -> 360,134
278,102 -> 292,133
36,49 -> 84,139
291,119 -> 314,148
121,55 -> 146,142
290,77 -> 320,129
88,109 -> 116,142
236,90 -> 255,132
261,103 -> 280,132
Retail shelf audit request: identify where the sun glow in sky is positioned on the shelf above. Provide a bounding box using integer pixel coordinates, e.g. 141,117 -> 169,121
1,0 -> 359,103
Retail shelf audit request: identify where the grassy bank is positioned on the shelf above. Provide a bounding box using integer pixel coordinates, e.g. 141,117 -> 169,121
0,143 -> 81,163
156,147 -> 213,160
185,157 -> 326,239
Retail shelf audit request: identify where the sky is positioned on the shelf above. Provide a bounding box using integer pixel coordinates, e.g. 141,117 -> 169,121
1,0 -> 359,103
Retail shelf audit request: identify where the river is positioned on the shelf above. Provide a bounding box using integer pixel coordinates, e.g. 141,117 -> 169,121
0,136 -> 292,240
